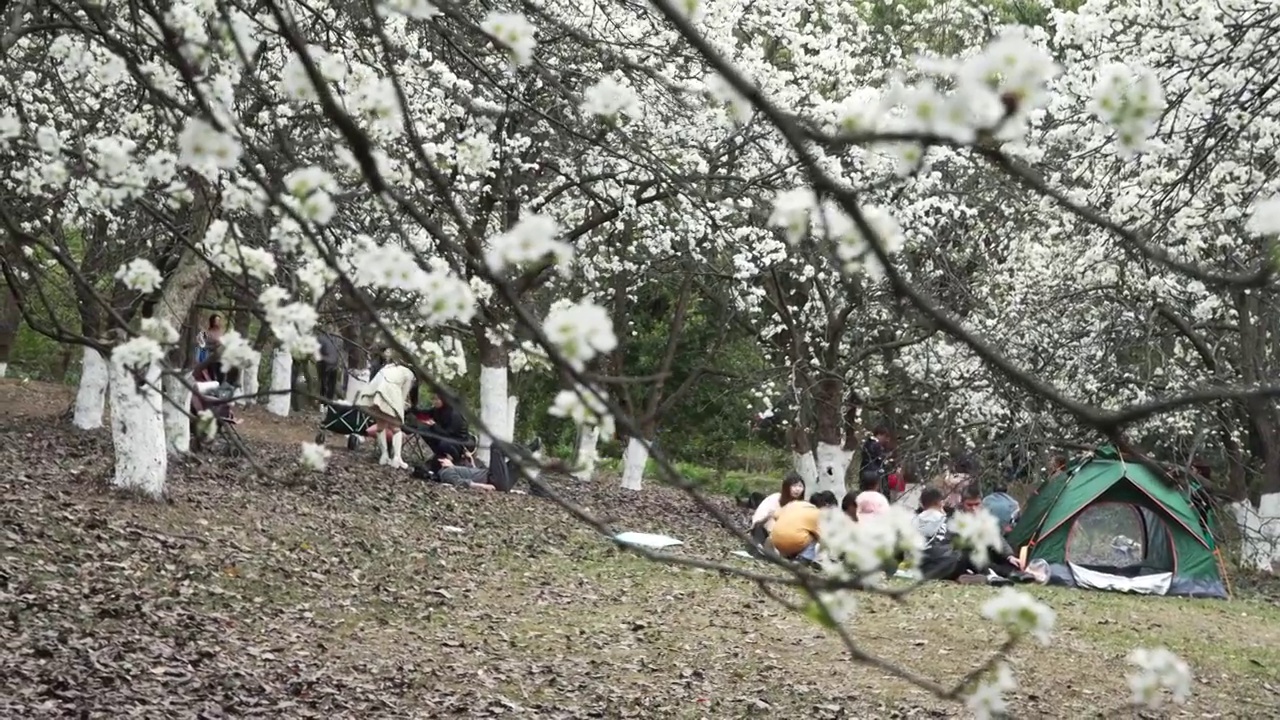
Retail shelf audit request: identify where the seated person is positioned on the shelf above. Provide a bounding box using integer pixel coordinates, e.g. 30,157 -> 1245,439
769,490 -> 837,564
982,481 -> 1021,537
912,488 -> 949,547
944,485 -> 1025,582
414,392 -> 471,468
840,491 -> 858,521
854,471 -> 891,521
750,472 -> 806,546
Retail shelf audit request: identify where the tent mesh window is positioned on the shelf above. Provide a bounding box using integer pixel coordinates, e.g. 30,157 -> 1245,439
1065,503 -> 1152,568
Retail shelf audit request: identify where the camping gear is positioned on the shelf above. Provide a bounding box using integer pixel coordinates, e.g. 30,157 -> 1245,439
190,382 -> 249,457
315,401 -> 372,450
1008,446 -> 1227,599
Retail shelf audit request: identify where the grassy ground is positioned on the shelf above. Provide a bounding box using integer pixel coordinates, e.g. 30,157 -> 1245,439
3,379 -> 1280,718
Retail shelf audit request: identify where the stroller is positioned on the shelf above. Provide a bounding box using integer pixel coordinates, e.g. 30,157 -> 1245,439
315,401 -> 374,450
190,378 -> 249,457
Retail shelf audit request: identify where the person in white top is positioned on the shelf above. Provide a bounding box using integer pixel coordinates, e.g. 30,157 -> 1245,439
352,358 -> 417,469
749,472 -> 806,546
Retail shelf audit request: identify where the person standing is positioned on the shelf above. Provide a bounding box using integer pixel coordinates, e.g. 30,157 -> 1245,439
195,314 -> 224,366
316,330 -> 341,401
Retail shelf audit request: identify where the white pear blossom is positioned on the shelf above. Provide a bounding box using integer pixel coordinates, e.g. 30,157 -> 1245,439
1127,648 -> 1192,707
115,259 -> 164,294
981,588 -> 1056,646
543,300 -> 617,369
112,337 -> 164,370
582,77 -> 641,120
1089,62 -> 1166,155
481,12 -> 537,67
548,384 -> 615,438
948,508 -> 1005,567
1245,195 -> 1280,236
218,330 -> 260,370
176,117 -> 242,171
485,214 -> 571,273
966,663 -> 1017,720
300,442 -> 332,471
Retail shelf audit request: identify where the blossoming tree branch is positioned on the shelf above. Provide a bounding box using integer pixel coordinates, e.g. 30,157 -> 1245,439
1,0 -> 1272,713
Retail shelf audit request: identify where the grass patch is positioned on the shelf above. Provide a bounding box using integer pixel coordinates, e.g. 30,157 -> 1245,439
7,418 -> 1280,717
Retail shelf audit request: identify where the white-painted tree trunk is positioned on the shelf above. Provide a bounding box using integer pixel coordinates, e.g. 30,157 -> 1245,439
0,361 -> 7,378
73,346 -> 109,430
109,360 -> 167,499
477,364 -> 509,457
792,451 -> 818,491
266,349 -> 292,416
344,368 -> 369,404
238,354 -> 260,405
621,436 -> 649,491
506,394 -> 518,442
162,371 -> 192,455
1230,494 -> 1280,573
573,425 -> 601,482
813,441 -> 853,497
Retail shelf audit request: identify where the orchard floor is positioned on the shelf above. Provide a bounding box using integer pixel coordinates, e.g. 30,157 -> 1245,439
3,380 -> 1280,718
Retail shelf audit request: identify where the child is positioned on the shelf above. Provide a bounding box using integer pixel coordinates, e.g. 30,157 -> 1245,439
912,488 -> 948,547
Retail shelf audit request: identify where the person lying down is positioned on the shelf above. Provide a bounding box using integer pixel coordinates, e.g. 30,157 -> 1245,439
436,453 -> 496,492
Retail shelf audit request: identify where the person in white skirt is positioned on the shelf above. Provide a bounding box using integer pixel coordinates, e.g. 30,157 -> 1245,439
352,357 -> 417,469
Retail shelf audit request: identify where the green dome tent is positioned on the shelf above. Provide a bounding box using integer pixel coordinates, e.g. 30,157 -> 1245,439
1009,447 -> 1228,599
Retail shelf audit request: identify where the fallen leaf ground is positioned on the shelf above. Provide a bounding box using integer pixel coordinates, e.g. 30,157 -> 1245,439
2,379 -> 1280,718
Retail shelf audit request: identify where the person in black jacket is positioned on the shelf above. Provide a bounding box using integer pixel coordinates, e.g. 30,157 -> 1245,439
420,392 -> 470,464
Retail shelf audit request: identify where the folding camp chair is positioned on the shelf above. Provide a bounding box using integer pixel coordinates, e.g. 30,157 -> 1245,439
398,406 -> 476,468
190,382 -> 249,458
315,401 -> 372,450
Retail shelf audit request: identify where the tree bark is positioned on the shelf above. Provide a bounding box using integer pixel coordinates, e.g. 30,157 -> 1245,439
0,282 -> 20,377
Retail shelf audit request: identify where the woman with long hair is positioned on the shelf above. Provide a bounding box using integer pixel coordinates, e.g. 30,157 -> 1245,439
748,472 -> 806,545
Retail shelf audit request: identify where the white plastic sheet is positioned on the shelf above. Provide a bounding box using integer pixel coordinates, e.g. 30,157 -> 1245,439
613,531 -> 683,549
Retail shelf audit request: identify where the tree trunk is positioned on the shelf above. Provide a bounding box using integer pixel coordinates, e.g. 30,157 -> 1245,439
573,425 -> 601,481
1229,292 -> 1280,572
72,346 -> 110,430
475,329 -> 510,457
53,346 -> 73,383
266,348 -> 293,416
811,375 -> 851,497
109,359 -> 167,499
788,425 -> 818,490
246,323 -> 272,403
621,435 -> 650,491
506,394 -> 518,442
0,283 -> 20,378
163,371 -> 192,454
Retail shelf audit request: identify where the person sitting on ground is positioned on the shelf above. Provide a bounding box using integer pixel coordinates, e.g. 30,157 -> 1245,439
750,472 -> 805,546
352,354 -> 416,469
854,471 -> 891,522
417,391 -> 470,467
769,490 -> 837,564
948,484 -> 1024,580
982,480 -> 1021,537
840,490 -> 858,521
912,488 -> 949,548
935,455 -> 976,513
